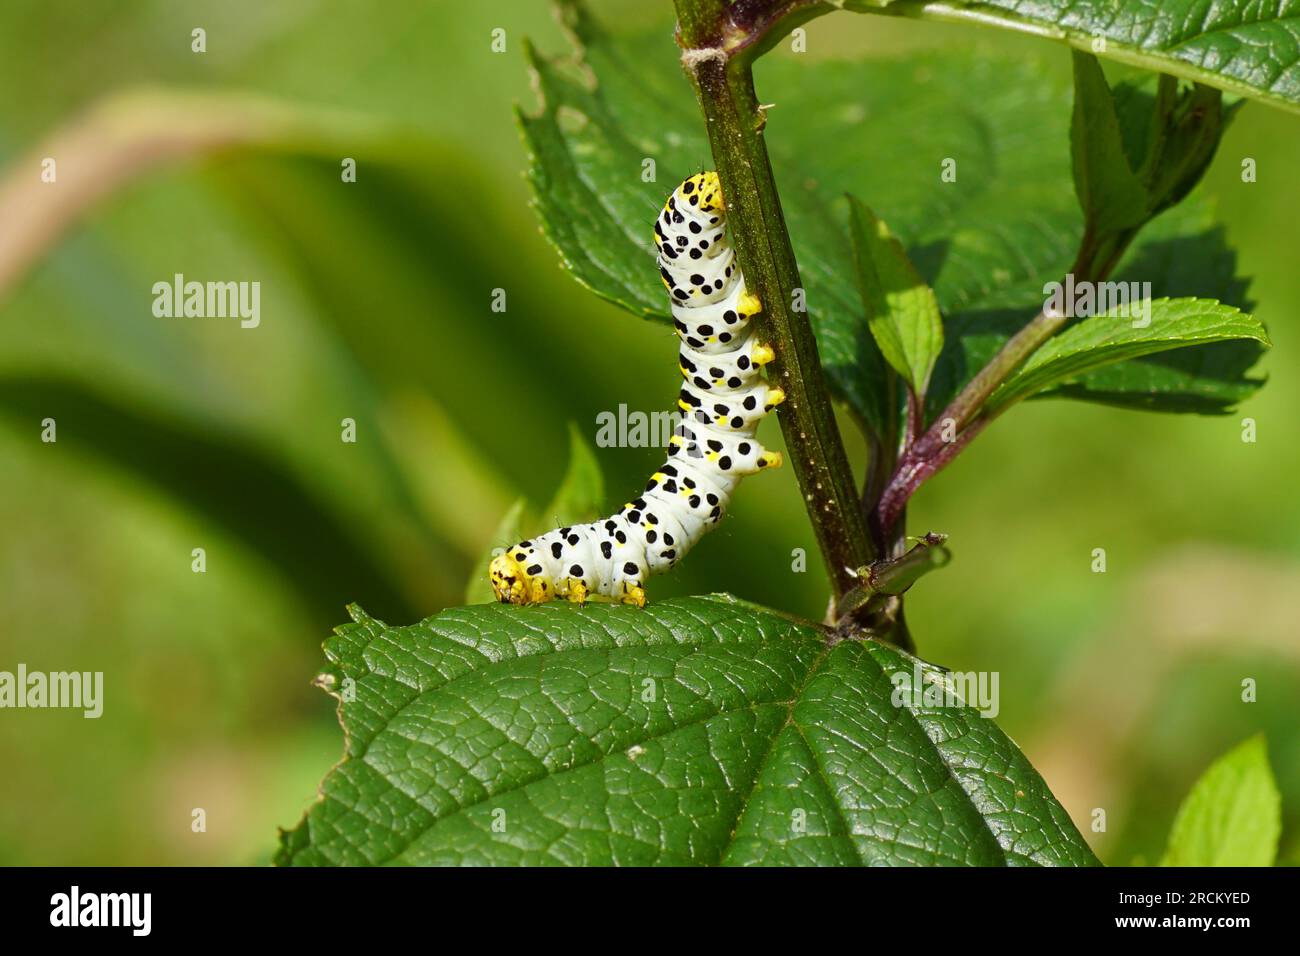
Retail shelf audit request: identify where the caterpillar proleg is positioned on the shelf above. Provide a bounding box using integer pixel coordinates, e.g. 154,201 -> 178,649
489,172 -> 783,607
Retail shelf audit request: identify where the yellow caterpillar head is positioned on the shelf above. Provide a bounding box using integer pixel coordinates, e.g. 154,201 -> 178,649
489,551 -> 532,605
684,171 -> 724,213
701,172 -> 724,210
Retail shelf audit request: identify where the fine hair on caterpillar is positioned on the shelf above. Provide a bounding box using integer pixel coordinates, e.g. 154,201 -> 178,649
489,172 -> 784,607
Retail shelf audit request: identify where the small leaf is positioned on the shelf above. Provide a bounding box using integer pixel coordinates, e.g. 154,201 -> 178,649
1070,52 -> 1149,236
276,596 -> 1098,866
987,298 -> 1269,413
1161,735 -> 1281,867
1071,53 -> 1232,245
847,195 -> 943,397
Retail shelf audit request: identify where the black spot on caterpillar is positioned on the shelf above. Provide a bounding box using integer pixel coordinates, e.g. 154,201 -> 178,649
489,172 -> 783,607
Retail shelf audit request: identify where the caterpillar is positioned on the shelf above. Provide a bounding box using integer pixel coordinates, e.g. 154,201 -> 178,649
489,172 -> 784,607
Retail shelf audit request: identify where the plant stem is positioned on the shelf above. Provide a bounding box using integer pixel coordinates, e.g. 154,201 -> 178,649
907,307 -> 1063,465
673,0 -> 729,47
673,0 -> 873,602
876,414 -> 989,534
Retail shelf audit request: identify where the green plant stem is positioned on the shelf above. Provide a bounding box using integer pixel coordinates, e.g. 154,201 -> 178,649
912,308 -> 1065,462
673,0 -> 874,603
673,0 -> 730,46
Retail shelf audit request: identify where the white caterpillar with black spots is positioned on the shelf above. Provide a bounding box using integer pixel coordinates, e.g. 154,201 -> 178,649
490,172 -> 784,607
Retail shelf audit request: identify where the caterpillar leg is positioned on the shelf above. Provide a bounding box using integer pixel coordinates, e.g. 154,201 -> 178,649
751,343 -> 776,366
738,290 -> 762,318
529,576 -> 553,603
564,579 -> 589,605
620,581 -> 647,608
765,386 -> 786,410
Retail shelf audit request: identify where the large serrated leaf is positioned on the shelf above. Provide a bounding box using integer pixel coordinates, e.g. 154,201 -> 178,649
518,7 -> 1262,433
276,597 -> 1098,866
850,0 -> 1300,114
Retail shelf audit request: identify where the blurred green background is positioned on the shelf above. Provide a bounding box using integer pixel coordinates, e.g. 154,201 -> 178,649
0,0 -> 1295,865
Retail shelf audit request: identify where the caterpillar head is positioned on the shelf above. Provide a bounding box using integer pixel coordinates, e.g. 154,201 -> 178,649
675,172 -> 724,214
696,171 -> 723,212
691,172 -> 724,213
489,551 -> 532,605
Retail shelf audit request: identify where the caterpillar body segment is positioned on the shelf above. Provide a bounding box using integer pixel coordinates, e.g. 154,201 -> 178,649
677,335 -> 774,393
489,172 -> 781,607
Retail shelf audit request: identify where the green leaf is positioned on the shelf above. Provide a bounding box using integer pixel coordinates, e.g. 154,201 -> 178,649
850,0 -> 1300,114
1037,340 -> 1266,413
519,7 -> 1261,432
276,596 -> 1098,866
1161,735 -> 1281,867
1071,52 -> 1150,236
988,298 -> 1270,412
847,195 -> 943,397
463,424 -> 605,605
1071,52 -> 1234,251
